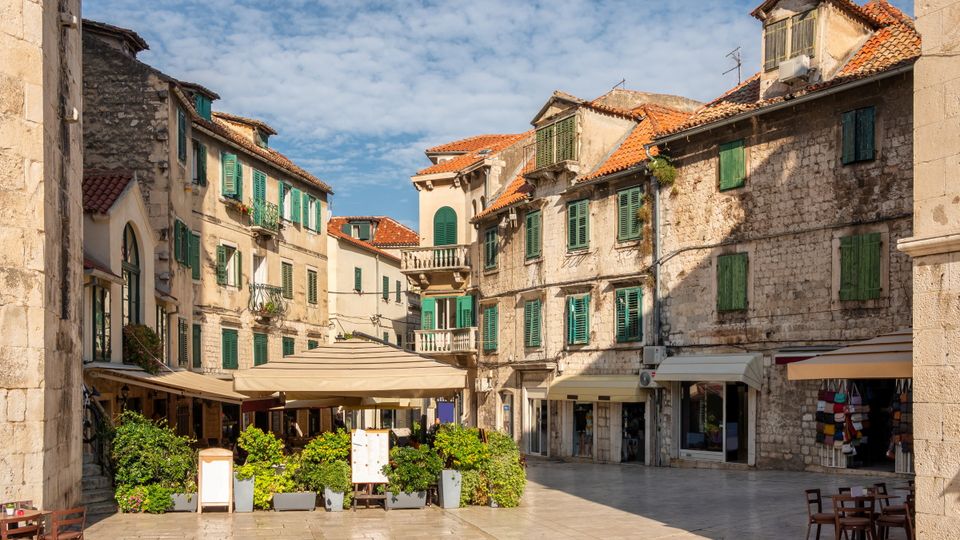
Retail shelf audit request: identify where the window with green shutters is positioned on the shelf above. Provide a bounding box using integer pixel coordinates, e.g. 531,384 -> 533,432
535,116 -> 577,168
535,124 -> 555,169
433,207 -> 457,246
566,294 -> 590,345
282,262 -> 293,299
307,339 -> 318,350
525,210 -> 541,259
421,297 -> 436,330
617,187 -> 643,241
841,106 -> 876,165
253,170 -> 266,203
173,220 -> 189,265
216,245 -> 241,288
253,333 -> 268,366
307,269 -> 317,304
221,328 -> 238,369
177,108 -> 187,162
484,227 -> 498,269
194,94 -> 212,120
221,152 -> 242,199
456,295 -> 474,328
615,287 -> 643,342
354,267 -> 362,292
178,318 -> 188,366
567,199 -> 589,251
719,139 -> 746,191
279,183 -> 289,220
282,336 -> 295,357
395,280 -> 401,303
290,188 -> 302,224
839,232 -> 882,301
192,141 -> 207,185
482,305 -> 498,353
189,232 -> 200,280
382,276 -> 389,301
524,299 -> 542,348
717,253 -> 749,312
192,323 -> 201,369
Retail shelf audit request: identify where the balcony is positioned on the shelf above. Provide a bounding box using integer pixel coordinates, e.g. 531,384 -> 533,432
401,245 -> 471,287
249,283 -> 286,320
414,327 -> 478,355
249,200 -> 280,236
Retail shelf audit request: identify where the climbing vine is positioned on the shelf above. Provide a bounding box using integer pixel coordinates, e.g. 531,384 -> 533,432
647,155 -> 678,188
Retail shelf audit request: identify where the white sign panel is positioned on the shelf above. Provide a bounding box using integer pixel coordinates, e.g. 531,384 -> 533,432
351,429 -> 389,484
197,448 -> 234,513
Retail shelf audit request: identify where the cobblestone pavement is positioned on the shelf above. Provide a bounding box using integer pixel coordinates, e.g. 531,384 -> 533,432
85,460 -> 902,539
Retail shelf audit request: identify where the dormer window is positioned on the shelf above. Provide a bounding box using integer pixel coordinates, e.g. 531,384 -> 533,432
341,221 -> 372,240
535,115 -> 576,169
193,94 -> 212,121
255,130 -> 269,148
763,9 -> 817,71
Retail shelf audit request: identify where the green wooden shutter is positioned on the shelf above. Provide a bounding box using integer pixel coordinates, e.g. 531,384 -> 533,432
278,183 -> 288,219
841,110 -> 857,165
234,250 -> 242,290
855,107 -> 875,162
536,124 -> 555,168
717,253 -> 748,311
290,188 -> 301,223
615,289 -> 628,342
524,300 -> 542,348
197,143 -> 207,185
396,280 -> 401,303
173,220 -> 183,263
308,339 -> 318,350
341,223 -> 351,235
433,207 -> 457,246
719,140 -> 746,190
860,233 -> 882,300
253,170 -> 266,203
189,232 -> 200,280
567,200 -> 589,250
483,305 -> 498,352
354,267 -> 362,292
303,195 -> 312,229
556,116 -> 576,162
456,295 -> 473,328
222,152 -> 237,197
315,199 -> 322,231
177,109 -> 187,162
253,333 -> 268,366
221,329 -> 238,369
421,297 -> 436,330
216,245 -> 227,285
484,227 -> 497,268
617,187 -> 642,241
307,269 -> 317,304
192,323 -> 201,369
627,288 -> 642,341
283,336 -> 294,357
525,210 -> 541,259
282,262 -> 293,299
382,276 -> 389,301
567,295 -> 589,345
235,160 -> 243,199
178,318 -> 188,366
839,235 -> 858,301
357,222 -> 371,240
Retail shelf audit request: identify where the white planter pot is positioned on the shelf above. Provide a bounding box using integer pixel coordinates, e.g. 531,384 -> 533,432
323,488 -> 345,512
385,491 -> 427,510
439,470 -> 462,509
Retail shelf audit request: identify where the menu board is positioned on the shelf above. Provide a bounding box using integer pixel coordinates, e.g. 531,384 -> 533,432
197,448 -> 233,513
351,429 -> 390,484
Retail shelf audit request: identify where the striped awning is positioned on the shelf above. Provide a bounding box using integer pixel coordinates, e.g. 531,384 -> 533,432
84,362 -> 246,404
787,329 -> 912,380
653,354 -> 764,389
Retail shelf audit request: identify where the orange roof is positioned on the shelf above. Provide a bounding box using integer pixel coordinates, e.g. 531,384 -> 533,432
327,217 -> 402,262
369,217 -> 419,247
83,169 -> 133,213
473,157 -> 536,221
426,134 -> 521,154
581,105 -> 692,182
751,0 -> 883,27
213,111 -> 278,135
415,133 -> 528,176
658,1 -> 918,139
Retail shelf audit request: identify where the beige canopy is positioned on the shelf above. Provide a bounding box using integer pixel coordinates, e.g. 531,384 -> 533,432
653,354 -> 764,389
787,329 -> 912,380
546,375 -> 645,402
233,339 -> 468,399
85,362 -> 246,404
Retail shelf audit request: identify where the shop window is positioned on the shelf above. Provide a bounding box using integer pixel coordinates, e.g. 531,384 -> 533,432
529,399 -> 548,456
573,403 -> 593,458
680,381 -> 724,453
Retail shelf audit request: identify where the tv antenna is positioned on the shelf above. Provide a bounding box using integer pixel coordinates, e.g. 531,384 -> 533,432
611,78 -> 626,90
724,47 -> 742,84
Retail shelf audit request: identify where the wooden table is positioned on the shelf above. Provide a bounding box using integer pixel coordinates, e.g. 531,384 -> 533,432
0,509 -> 46,538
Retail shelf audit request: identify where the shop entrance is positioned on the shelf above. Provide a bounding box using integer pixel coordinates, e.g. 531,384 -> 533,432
528,399 -> 548,456
849,379 -> 898,472
680,381 -> 749,463
572,402 -> 594,458
621,402 -> 645,463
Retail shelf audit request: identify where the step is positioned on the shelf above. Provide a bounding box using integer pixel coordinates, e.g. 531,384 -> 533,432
81,487 -> 115,504
82,475 -> 112,491
83,463 -> 104,477
84,500 -> 118,517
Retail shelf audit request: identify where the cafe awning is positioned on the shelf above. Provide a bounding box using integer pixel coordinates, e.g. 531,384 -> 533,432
546,375 -> 644,402
233,339 -> 468,399
84,362 -> 246,404
787,329 -> 912,380
653,354 -> 764,389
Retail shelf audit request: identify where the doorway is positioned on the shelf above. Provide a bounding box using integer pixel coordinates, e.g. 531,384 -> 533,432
679,381 -> 750,463
622,402 -> 645,463
572,403 -> 594,458
500,392 -> 514,438
528,399 -> 548,456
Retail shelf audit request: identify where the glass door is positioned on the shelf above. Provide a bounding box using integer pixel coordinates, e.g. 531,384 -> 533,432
680,381 -> 749,462
528,399 -> 548,456
622,402 -> 645,462
572,403 -> 594,458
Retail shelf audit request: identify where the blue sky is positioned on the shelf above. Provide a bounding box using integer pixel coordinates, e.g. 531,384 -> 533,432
85,0 -> 913,230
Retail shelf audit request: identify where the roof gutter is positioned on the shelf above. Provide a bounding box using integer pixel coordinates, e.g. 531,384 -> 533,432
649,64 -> 914,148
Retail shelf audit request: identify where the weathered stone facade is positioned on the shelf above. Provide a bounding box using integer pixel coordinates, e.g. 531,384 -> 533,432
0,0 -> 84,508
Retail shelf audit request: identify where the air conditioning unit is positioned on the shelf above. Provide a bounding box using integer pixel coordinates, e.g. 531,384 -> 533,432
475,377 -> 492,393
778,54 -> 810,84
639,369 -> 660,389
642,346 -> 666,366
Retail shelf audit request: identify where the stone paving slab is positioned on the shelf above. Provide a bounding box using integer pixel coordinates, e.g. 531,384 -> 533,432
85,460 -> 900,539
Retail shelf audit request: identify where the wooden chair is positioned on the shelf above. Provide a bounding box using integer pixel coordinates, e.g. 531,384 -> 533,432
41,507 -> 85,540
833,495 -> 877,540
805,489 -> 836,540
876,495 -> 913,540
873,483 -> 907,516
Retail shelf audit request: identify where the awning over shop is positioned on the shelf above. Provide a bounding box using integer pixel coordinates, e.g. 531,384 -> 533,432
546,375 -> 644,402
233,339 -> 468,400
84,362 -> 246,404
787,329 -> 912,380
653,354 -> 764,389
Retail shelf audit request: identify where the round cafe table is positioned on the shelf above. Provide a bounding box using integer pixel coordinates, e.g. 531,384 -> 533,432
0,508 -> 46,535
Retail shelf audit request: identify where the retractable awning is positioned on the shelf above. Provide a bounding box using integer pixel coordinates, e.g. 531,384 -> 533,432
653,354 -> 764,389
546,375 -> 645,402
85,362 -> 246,404
233,339 -> 468,399
787,329 -> 912,380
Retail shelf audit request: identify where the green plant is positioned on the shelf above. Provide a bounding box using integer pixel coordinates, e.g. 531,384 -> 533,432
235,463 -> 257,481
122,324 -> 163,374
116,484 -> 174,513
111,411 -> 196,490
459,469 -> 490,507
647,155 -> 678,188
238,426 -> 285,465
483,432 -> 526,508
297,459 -> 353,509
433,424 -> 489,470
301,428 -> 350,464
382,445 -> 442,494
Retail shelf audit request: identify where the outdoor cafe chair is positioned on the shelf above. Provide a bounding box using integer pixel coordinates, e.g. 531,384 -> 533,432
833,494 -> 877,540
873,483 -> 907,516
876,494 -> 913,540
41,507 -> 85,540
805,489 -> 836,540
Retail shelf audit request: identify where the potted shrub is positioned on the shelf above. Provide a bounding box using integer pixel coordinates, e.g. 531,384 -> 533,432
271,457 -> 317,511
382,445 -> 441,510
482,432 -> 526,508
233,464 -> 256,513
433,424 -> 489,509
318,461 -> 352,512
235,426 -> 286,512
171,479 -> 197,512
300,430 -> 352,511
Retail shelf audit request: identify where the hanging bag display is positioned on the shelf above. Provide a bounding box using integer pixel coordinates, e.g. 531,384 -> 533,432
849,384 -> 862,406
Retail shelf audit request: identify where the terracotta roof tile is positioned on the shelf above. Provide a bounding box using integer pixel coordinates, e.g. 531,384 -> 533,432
473,157 -> 536,221
327,218 -> 401,263
415,132 -> 528,176
213,111 -> 277,135
370,217 -> 419,247
581,105 -> 692,181
426,134 -> 521,154
751,0 -> 883,27
83,169 -> 133,213
658,1 -> 918,139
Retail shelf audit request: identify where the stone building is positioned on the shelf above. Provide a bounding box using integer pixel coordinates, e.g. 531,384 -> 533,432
649,0 -> 918,470
899,0 -> 960,537
0,0 -> 84,509
327,215 -> 420,347
469,91 -> 698,463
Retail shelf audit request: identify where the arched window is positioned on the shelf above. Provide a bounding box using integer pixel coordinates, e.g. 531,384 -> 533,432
121,224 -> 141,325
433,207 -> 457,246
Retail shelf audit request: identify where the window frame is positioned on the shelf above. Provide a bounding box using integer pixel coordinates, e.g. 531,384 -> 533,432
616,186 -> 643,242
221,328 -> 238,370
92,282 -> 111,362
253,332 -> 268,366
482,304 -> 499,353
281,261 -> 294,299
192,140 -> 207,185
718,139 -> 746,191
282,336 -> 295,357
615,286 -> 643,343
566,199 -> 590,252
841,106 -> 876,165
483,226 -> 498,270
763,9 -> 817,72
219,243 -> 240,288
307,268 -> 318,304
716,252 -> 749,312
525,210 -> 542,260
523,299 -> 542,349
838,232 -> 883,301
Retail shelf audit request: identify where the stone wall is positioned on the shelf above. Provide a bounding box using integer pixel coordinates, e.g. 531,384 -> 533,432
660,73 -> 914,470
0,0 -> 84,508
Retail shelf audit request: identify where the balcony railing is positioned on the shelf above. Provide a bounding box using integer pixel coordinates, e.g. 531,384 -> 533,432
401,245 -> 471,273
250,200 -> 280,234
415,327 -> 478,355
249,283 -> 286,318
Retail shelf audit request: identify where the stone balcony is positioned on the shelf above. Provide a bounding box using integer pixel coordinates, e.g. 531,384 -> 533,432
414,327 -> 478,356
400,245 -> 471,287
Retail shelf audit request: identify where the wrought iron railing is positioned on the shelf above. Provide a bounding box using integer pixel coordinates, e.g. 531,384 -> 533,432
249,283 -> 286,318
250,200 -> 280,233
401,245 -> 471,272
414,327 -> 478,354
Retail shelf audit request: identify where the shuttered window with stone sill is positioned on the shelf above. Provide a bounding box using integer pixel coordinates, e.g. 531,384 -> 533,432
283,336 -> 295,357
192,140 -> 207,186
221,152 -> 243,200
484,227 -> 498,270
177,108 -> 187,163
841,106 -> 876,165
354,267 -> 362,292
566,294 -> 590,346
615,287 -> 642,343
382,276 -> 390,301
839,232 -> 882,301
567,199 -> 589,251
717,253 -> 748,312
524,299 -> 542,348
482,304 -> 498,353
525,210 -> 542,259
617,186 -> 643,241
282,262 -> 294,299
192,323 -> 201,369
221,328 -> 238,369
719,139 -> 746,191
307,269 -> 318,304
253,333 -> 268,366
307,339 -> 318,350
535,115 -> 577,169
216,245 -> 241,288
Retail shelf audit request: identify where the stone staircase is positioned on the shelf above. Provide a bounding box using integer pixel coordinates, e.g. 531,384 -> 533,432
81,452 -> 116,516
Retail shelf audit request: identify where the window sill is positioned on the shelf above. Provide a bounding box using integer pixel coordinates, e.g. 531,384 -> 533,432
524,256 -> 542,265
833,297 -> 889,310
566,248 -> 592,257
718,184 -> 746,193
615,239 -> 643,250
483,267 -> 499,276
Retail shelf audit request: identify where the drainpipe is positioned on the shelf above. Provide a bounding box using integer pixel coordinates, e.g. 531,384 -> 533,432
643,144 -> 664,467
